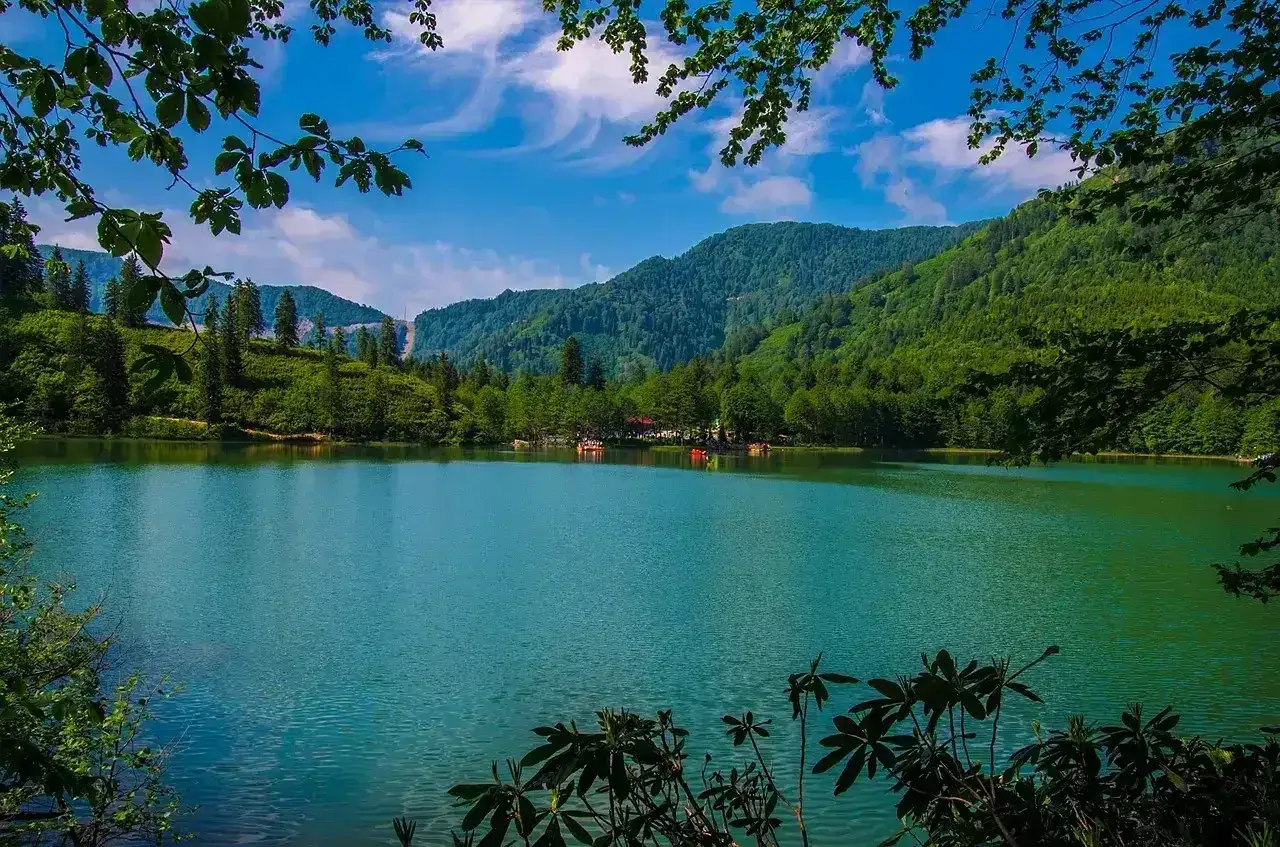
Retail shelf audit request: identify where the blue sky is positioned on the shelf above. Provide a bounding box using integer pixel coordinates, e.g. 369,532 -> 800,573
26,0 -> 1079,318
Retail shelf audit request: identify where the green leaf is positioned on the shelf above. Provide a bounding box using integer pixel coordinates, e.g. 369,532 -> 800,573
159,282 -> 186,327
265,172 -> 289,208
460,793 -> 495,832
156,93 -> 184,128
127,273 -> 163,314
521,745 -> 559,768
562,814 -> 592,846
187,94 -> 211,132
190,0 -> 230,35
214,151 -> 242,175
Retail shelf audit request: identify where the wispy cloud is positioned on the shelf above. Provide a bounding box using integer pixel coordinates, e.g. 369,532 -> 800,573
719,176 -> 813,215
686,104 -> 836,215
370,0 -> 681,168
851,115 -> 1075,223
28,201 -> 596,317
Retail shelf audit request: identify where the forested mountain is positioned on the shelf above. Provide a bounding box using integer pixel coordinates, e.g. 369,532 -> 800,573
409,221 -> 985,373
731,195 -> 1280,453
38,246 -> 389,329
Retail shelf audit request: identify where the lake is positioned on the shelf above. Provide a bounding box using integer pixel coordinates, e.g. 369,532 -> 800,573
14,440 -> 1280,845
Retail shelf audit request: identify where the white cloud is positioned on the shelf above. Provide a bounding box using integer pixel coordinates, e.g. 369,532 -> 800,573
858,79 -> 888,126
884,178 -> 948,224
719,176 -> 812,215
902,116 -> 1075,190
851,115 -> 1075,223
382,0 -> 533,59
371,2 -> 682,168
27,201 -> 593,318
687,103 -> 833,214
815,41 -> 870,88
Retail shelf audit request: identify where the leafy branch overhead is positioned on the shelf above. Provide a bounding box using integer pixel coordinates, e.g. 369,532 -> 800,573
0,0 -> 440,379
545,0 -> 1280,229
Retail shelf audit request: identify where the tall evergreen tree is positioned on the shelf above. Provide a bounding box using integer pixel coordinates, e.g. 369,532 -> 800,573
273,288 -> 299,348
366,370 -> 389,440
378,316 -> 399,367
585,355 -> 605,391
198,300 -> 223,425
118,256 -> 147,328
322,335 -> 345,434
70,259 -> 90,312
332,326 -> 347,357
560,336 -> 583,387
355,326 -> 372,364
468,355 -> 492,389
44,247 -> 71,308
92,320 -> 129,430
0,200 -> 43,296
102,278 -> 120,322
233,279 -> 264,341
221,294 -> 243,387
436,350 -> 459,408
311,312 -> 327,348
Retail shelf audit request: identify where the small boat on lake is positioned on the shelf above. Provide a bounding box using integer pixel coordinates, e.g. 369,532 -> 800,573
512,439 -> 531,449
747,442 -> 771,456
690,448 -> 708,461
576,439 -> 605,454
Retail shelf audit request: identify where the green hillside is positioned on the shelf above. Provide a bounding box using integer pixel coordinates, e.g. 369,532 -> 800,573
39,246 -> 389,329
410,220 -> 985,373
0,302 -> 447,442
733,197 -> 1280,453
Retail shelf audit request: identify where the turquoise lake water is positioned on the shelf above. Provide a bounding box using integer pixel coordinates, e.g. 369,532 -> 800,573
15,441 -> 1280,845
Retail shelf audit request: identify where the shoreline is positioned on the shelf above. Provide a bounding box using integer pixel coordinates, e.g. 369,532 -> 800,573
29,433 -> 1248,463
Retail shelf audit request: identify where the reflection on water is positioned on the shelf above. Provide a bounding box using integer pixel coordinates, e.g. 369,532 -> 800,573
12,439 -> 1280,846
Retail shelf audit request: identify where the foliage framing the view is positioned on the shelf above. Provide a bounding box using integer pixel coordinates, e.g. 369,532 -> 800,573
0,0 -> 442,382
412,650 -> 1280,847
545,0 -> 1280,231
0,411 -> 186,843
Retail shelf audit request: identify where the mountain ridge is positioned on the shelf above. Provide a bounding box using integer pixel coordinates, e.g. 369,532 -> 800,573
409,219 -> 987,373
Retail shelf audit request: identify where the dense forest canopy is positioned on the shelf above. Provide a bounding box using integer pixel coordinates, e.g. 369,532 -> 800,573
410,221 -> 984,374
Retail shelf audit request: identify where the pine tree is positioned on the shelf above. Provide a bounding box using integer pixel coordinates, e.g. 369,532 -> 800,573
273,288 -> 299,348
322,335 -> 345,434
355,326 -> 372,364
585,355 -> 605,391
560,336 -> 583,387
469,355 -> 492,388
311,312 -> 327,348
0,200 -> 43,296
44,247 -> 71,308
92,320 -> 130,430
103,277 -> 122,320
436,350 -> 459,408
118,256 -> 147,328
221,293 -> 243,387
378,316 -> 399,367
198,300 -> 223,425
70,259 -> 90,312
70,370 -> 110,434
332,326 -> 347,357
366,370 -> 389,440
233,279 -> 263,341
